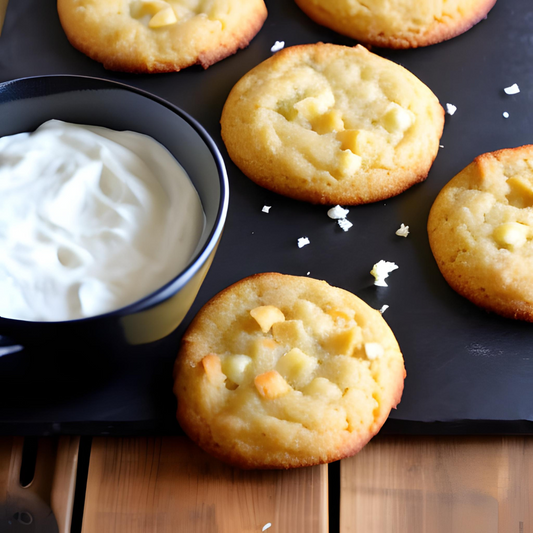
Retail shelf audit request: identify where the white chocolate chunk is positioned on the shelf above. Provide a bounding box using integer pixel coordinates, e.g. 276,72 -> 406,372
250,305 -> 285,333
294,91 -> 335,121
327,205 -> 349,220
322,327 -> 362,356
148,6 -> 177,28
337,150 -> 362,177
371,260 -> 399,287
338,218 -> 353,232
276,348 -> 317,387
311,109 -> 344,134
298,237 -> 310,248
364,342 -> 384,360
130,0 -> 169,17
381,103 -> 415,134
221,354 -> 252,385
396,223 -> 409,237
493,222 -> 529,248
302,377 -> 342,400
446,103 -> 457,116
504,83 -> 520,95
270,41 -> 285,53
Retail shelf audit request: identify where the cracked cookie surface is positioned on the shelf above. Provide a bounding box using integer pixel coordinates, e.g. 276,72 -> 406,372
428,145 -> 533,321
57,0 -> 267,73
221,43 -> 443,205
294,0 -> 497,49
173,273 -> 405,469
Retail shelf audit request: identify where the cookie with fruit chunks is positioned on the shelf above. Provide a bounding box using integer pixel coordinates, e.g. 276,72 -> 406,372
294,0 -> 497,49
220,43 -> 444,205
57,0 -> 267,73
428,145 -> 533,321
173,273 -> 405,469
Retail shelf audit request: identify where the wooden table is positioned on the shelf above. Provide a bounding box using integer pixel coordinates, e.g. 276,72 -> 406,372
1,435 -> 532,532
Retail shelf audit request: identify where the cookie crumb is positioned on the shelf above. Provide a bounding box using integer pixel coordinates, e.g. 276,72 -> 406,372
298,237 -> 310,248
504,83 -> 520,95
503,111 -> 510,119
338,218 -> 353,232
446,103 -> 457,116
379,305 -> 389,314
396,223 -> 409,237
370,260 -> 398,287
270,41 -> 285,53
327,205 -> 349,219
262,205 -> 271,213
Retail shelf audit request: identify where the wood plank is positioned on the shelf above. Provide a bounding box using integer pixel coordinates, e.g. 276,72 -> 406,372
0,437 -> 79,533
0,0 -> 8,36
0,436 -> 16,507
340,436 -> 533,533
51,436 -> 80,533
82,436 -> 328,533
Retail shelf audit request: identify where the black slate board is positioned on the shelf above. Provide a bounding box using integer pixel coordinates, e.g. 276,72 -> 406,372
0,0 -> 533,436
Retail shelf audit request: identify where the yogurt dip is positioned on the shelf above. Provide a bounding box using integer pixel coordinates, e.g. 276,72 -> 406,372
0,120 -> 205,321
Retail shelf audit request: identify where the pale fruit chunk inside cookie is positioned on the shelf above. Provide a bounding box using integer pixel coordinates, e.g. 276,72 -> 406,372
175,274 -> 405,468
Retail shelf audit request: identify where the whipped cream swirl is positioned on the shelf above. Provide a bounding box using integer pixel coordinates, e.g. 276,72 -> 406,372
0,120 -> 204,321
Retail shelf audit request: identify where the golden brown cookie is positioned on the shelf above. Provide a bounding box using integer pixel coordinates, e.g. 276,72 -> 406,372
294,0 -> 497,49
57,0 -> 267,73
221,43 -> 444,205
173,273 -> 405,469
428,145 -> 533,321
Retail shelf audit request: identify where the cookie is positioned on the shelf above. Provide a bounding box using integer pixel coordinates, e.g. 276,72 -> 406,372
428,145 -> 533,321
57,0 -> 267,73
294,0 -> 497,49
220,43 -> 444,205
173,273 -> 405,469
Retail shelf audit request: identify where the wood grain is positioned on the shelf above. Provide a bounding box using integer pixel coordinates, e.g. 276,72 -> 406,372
0,0 -> 8,36
82,436 -> 328,533
51,437 -> 80,533
0,436 -> 79,533
340,436 -> 533,533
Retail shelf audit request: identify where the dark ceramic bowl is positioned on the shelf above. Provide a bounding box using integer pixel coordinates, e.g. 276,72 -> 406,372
0,75 -> 228,353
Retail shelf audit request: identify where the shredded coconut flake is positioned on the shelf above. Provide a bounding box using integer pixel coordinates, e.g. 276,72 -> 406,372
396,223 -> 409,237
327,205 -> 349,220
338,218 -> 353,232
298,237 -> 310,248
379,305 -> 389,314
262,524 -> 272,532
370,260 -> 398,287
446,103 -> 457,116
270,41 -> 285,53
262,205 -> 271,213
503,111 -> 510,119
439,144 -> 444,148
306,271 -> 311,276
504,83 -> 520,95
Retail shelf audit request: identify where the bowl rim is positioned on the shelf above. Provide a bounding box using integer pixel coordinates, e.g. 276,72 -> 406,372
0,74 -> 229,324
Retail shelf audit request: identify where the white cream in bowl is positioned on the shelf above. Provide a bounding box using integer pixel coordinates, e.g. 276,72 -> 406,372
0,119 -> 205,321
